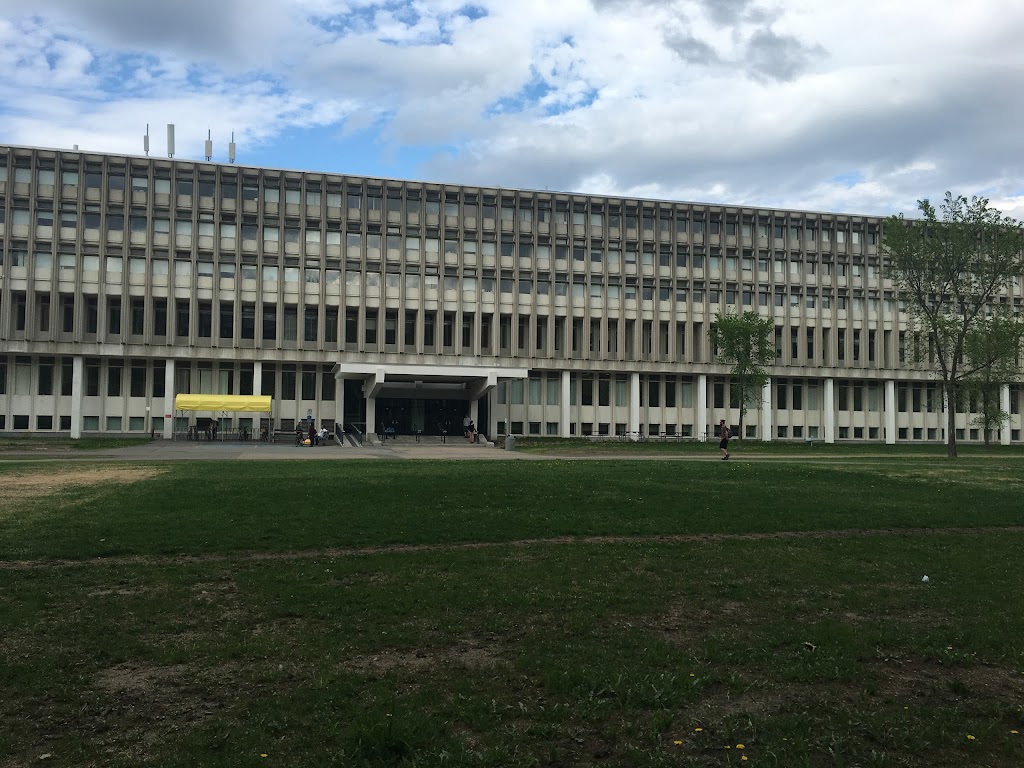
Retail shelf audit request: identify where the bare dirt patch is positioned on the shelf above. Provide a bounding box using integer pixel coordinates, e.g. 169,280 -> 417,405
347,638 -> 507,674
0,467 -> 165,513
94,662 -> 188,694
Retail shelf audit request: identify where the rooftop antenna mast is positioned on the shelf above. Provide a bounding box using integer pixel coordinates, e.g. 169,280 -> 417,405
205,129 -> 213,162
228,131 -> 237,163
143,124 -> 150,157
167,123 -> 175,159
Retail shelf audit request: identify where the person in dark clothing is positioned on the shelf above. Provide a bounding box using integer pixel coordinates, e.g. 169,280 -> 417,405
719,419 -> 730,460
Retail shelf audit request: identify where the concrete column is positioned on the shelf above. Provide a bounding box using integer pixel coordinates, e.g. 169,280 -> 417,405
884,379 -> 896,444
696,373 -> 708,441
1001,384 -> 1012,446
253,361 -> 262,396
70,356 -> 84,439
334,373 -> 345,442
760,379 -> 772,442
366,396 -> 376,439
469,397 -> 479,428
824,378 -> 835,444
629,371 -> 640,440
163,359 -> 175,440
489,388 -> 499,441
560,370 -> 571,437
942,390 -> 949,443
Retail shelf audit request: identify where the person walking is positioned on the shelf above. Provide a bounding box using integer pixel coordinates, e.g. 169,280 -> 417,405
719,419 -> 731,460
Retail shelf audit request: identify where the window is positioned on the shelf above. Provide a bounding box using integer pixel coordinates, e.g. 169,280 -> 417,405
261,304 -> 277,341
130,362 -> 146,397
283,306 -> 298,341
236,304 -> 254,340
302,367 -> 316,400
48,294 -> 69,335
325,307 -> 338,344
365,309 -> 378,345
128,297 -> 145,335
219,302 -> 234,339
197,301 -> 212,338
176,300 -> 190,337
282,366 -> 296,400
107,362 -> 122,397
305,306 -> 318,342
37,358 -> 54,396
107,297 -> 121,335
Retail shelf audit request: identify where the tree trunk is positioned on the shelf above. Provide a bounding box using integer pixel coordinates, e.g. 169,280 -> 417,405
945,382 -> 958,458
982,391 -> 992,448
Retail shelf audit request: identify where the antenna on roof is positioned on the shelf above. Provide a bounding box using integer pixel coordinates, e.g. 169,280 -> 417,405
167,123 -> 175,158
205,129 -> 213,162
144,124 -> 150,156
228,131 -> 236,164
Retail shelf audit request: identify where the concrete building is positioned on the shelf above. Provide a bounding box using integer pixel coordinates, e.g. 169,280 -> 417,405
1,143 -> 1021,444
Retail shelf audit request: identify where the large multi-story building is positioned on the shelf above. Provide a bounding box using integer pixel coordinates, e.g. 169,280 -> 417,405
1,143 -> 1021,444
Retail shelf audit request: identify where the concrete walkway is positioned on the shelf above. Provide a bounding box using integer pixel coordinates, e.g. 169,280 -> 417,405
0,437 -> 527,462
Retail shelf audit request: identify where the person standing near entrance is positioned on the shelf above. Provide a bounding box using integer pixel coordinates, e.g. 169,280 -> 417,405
463,414 -> 470,437
719,419 -> 730,460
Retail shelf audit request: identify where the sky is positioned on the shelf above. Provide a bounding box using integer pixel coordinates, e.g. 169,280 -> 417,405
2,0 -> 1023,219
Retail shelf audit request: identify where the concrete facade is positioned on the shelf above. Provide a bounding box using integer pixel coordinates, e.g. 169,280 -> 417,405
1,143 -> 1022,443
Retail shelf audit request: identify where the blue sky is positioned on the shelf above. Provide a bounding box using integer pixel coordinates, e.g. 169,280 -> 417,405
2,0 -> 1023,218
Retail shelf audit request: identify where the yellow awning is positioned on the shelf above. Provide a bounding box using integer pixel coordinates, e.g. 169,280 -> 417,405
174,394 -> 272,412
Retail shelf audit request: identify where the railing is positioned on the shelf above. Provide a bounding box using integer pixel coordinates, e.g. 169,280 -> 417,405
346,422 -> 364,446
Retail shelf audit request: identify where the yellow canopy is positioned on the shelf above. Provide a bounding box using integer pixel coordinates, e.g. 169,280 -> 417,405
174,394 -> 272,413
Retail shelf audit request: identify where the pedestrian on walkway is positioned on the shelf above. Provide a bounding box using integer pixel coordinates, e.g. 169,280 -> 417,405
719,419 -> 730,460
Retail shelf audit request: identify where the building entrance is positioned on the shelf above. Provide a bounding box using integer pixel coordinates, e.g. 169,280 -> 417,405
375,398 -> 468,436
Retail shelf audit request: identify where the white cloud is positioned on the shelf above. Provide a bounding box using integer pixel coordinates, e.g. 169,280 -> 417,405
1,0 -> 1023,217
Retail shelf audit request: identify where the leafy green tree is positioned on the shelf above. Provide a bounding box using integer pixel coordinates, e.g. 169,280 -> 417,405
710,311 -> 775,438
960,315 -> 1024,447
883,193 -> 1024,457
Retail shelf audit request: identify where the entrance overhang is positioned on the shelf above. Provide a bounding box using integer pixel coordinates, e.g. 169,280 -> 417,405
332,362 -> 528,401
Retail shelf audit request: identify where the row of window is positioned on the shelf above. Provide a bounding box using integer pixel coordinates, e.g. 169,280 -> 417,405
0,243 -> 889,277
0,161 -> 880,243
2,266 -> 908,317
5,292 -> 920,368
493,376 -> 1023,414
0,357 -> 336,401
4,353 -> 1020,420
0,214 -> 883,271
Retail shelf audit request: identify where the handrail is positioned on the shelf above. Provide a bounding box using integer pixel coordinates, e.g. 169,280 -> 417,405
346,422 -> 364,446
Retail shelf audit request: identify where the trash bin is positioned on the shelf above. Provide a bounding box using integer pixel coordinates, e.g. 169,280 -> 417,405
504,435 -> 516,451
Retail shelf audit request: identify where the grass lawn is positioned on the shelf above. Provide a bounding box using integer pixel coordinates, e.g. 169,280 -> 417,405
1,459 -> 1022,767
514,436 -> 1024,458
0,436 -> 152,451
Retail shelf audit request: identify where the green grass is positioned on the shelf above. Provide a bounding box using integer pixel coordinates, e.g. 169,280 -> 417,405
1,459 -> 1023,767
0,436 -> 151,451
515,436 -> 1024,457
71,437 -> 152,450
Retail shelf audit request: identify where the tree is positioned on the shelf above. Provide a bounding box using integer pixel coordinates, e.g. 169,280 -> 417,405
960,315 -> 1024,447
710,311 -> 775,438
883,193 -> 1024,457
